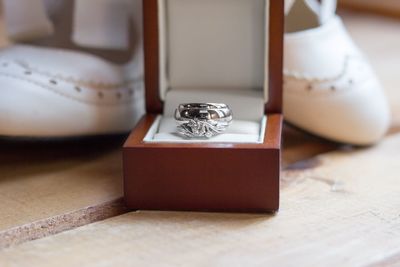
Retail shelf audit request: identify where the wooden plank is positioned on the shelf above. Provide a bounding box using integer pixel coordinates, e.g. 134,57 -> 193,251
282,125 -> 337,167
0,199 -> 127,249
0,137 -> 127,247
339,0 -> 400,18
0,128 -> 335,249
1,133 -> 400,266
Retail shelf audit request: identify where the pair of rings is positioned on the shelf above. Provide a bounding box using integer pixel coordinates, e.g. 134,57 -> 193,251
174,103 -> 233,138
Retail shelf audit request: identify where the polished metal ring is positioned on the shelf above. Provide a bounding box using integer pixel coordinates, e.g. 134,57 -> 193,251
174,103 -> 233,138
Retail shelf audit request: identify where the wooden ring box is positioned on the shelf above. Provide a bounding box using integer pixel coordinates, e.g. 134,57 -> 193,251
123,0 -> 284,213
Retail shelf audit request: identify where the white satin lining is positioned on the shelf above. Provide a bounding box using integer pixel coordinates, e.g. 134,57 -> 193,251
143,115 -> 267,144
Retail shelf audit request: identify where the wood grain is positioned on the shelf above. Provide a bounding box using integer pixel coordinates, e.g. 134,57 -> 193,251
0,127 -> 335,249
1,133 -> 400,267
0,198 -> 127,249
0,137 -> 127,247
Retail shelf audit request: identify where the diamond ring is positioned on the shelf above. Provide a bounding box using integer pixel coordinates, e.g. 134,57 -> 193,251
174,103 -> 233,138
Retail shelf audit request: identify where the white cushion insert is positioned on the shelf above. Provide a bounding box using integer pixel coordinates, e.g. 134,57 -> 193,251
144,116 -> 267,144
167,0 -> 265,90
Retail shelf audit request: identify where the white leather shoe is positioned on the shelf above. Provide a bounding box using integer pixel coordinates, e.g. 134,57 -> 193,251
284,0 -> 391,145
0,0 -> 145,138
0,44 -> 144,138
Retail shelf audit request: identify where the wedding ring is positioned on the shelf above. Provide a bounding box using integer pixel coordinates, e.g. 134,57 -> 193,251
174,103 -> 233,138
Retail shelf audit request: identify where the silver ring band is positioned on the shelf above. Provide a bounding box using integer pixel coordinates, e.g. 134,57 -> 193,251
174,103 -> 233,138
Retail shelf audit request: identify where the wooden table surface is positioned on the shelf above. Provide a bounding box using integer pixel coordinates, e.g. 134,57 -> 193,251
340,0 -> 400,18
0,11 -> 400,267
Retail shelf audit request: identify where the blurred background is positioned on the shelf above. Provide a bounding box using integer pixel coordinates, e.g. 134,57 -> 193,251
340,0 -> 400,17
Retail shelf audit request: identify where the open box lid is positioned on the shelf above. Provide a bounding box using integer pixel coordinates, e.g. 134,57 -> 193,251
143,0 -> 284,115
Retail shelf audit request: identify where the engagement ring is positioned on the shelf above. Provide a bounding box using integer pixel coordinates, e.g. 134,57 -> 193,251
174,103 -> 233,138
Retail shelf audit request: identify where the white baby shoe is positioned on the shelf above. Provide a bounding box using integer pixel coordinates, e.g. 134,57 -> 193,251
0,0 -> 145,138
284,0 -> 391,145
0,45 -> 144,138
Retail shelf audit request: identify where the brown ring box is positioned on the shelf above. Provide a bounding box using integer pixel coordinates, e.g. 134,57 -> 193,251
123,0 -> 284,213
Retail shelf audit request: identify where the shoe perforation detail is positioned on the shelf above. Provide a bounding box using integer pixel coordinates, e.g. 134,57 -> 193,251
284,55 -> 362,83
15,60 -> 136,90
0,71 -> 143,106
